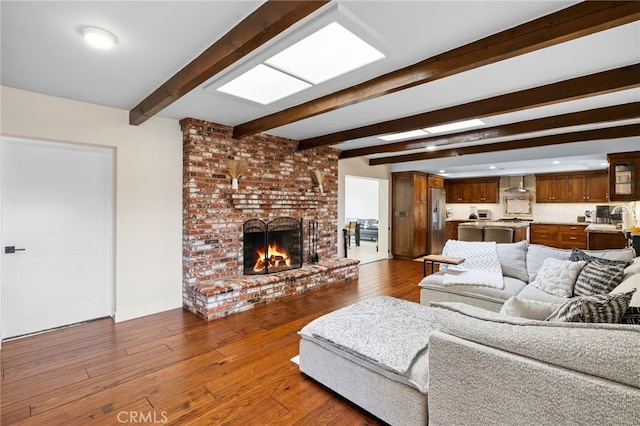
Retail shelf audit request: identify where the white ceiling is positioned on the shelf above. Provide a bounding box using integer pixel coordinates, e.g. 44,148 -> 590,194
2,1 -> 639,178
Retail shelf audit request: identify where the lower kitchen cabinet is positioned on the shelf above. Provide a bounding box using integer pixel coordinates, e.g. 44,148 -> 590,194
587,232 -> 627,250
530,223 -> 559,247
530,223 -> 587,249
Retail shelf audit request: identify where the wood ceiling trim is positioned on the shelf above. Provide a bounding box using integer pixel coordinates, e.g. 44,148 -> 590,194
129,0 -> 329,126
340,102 -> 640,158
299,63 -> 640,149
369,123 -> 640,166
232,1 -> 640,139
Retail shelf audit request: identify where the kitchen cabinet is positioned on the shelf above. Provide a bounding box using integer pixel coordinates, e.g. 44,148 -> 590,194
530,223 -> 559,246
445,220 -> 469,240
530,223 -> 587,249
608,152 -> 640,201
535,171 -> 608,203
392,172 -> 428,259
558,224 -> 588,249
587,231 -> 627,250
445,177 -> 499,203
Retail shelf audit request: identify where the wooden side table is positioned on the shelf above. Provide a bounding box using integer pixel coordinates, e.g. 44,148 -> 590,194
419,254 -> 465,277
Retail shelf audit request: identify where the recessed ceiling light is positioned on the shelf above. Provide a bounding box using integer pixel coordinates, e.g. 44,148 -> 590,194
489,165 -> 496,169
439,169 -> 446,173
81,26 -> 117,49
426,145 -> 436,151
553,160 -> 561,164
266,22 -> 385,85
424,119 -> 485,134
378,129 -> 428,141
217,64 -> 311,105
600,162 -> 610,166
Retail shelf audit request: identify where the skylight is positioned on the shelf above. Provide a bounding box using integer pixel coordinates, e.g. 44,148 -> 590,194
266,22 -> 385,85
214,22 -> 384,105
217,64 -> 311,105
379,129 -> 428,141
424,119 -> 485,134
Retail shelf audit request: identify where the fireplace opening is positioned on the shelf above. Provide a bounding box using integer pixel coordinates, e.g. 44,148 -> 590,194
243,217 -> 303,275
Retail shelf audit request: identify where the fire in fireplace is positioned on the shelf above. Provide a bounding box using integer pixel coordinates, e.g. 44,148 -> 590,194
243,217 -> 303,275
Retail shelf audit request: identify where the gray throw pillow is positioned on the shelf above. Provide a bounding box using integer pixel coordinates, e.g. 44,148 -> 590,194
546,290 -> 636,323
570,248 -> 631,267
573,259 -> 626,297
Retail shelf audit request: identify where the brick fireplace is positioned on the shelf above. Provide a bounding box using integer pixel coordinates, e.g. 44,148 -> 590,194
181,118 -> 359,320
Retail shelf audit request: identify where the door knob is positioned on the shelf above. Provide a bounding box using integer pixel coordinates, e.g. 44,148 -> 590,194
5,246 -> 26,254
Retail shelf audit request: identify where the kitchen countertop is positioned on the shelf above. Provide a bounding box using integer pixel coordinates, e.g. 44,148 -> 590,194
585,224 -> 626,234
457,221 -> 530,229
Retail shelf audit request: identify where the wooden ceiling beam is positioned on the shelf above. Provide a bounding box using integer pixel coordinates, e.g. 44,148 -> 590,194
368,124 -> 640,166
339,102 -> 640,159
299,63 -> 640,149
233,1 -> 640,139
129,0 -> 329,126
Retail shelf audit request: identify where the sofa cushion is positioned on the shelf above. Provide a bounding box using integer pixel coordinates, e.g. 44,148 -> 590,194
546,290 -> 636,323
419,273 -> 525,305
499,296 -> 561,320
496,240 -> 528,282
610,258 -> 640,307
526,244 -> 571,283
530,258 -> 586,297
578,247 -> 636,263
573,259 -> 626,296
516,285 -> 570,305
430,301 -> 640,389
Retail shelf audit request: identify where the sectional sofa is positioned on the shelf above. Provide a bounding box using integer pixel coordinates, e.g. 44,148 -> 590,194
298,242 -> 640,425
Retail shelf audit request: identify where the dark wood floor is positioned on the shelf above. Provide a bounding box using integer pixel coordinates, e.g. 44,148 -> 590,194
1,258 -> 424,425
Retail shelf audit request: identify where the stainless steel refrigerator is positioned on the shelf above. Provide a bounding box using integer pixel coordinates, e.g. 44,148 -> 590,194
428,188 -> 447,254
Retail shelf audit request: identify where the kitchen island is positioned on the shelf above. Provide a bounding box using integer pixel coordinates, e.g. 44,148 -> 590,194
585,224 -> 628,250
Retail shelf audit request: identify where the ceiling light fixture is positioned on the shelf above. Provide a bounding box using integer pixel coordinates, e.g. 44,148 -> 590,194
425,118 -> 485,134
266,22 -> 385,85
426,145 -> 436,151
217,64 -> 311,105
379,129 -> 428,141
489,165 -> 496,169
81,26 -> 117,49
553,160 -> 561,164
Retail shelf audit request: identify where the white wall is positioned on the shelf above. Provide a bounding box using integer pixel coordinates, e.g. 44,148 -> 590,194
345,176 -> 379,220
0,86 -> 182,324
338,157 -> 391,258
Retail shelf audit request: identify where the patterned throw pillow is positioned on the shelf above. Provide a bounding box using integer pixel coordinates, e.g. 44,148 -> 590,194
546,290 -> 636,323
620,307 -> 640,325
573,259 -> 626,297
569,248 -> 631,266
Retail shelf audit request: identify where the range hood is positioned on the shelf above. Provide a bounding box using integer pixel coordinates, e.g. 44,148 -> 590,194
505,176 -> 529,193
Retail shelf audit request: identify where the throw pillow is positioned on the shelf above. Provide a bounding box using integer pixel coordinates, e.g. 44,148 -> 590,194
530,258 -> 586,297
546,290 -> 636,323
496,240 -> 528,282
620,307 -> 640,325
573,259 -> 626,297
499,296 -> 561,320
570,248 -> 631,267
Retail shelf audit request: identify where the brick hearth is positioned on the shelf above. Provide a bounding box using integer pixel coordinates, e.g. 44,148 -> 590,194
181,118 -> 359,320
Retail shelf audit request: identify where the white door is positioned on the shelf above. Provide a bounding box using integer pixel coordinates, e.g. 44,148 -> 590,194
1,138 -> 113,339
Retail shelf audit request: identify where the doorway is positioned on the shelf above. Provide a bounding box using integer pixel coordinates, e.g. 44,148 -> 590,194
345,175 -> 389,264
1,137 -> 114,339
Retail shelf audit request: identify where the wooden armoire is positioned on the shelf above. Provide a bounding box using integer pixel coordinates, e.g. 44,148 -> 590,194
391,171 -> 428,259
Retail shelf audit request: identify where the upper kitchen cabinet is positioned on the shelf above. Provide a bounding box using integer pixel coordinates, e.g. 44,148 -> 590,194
608,152 -> 640,201
535,171 -> 608,203
445,177 -> 499,203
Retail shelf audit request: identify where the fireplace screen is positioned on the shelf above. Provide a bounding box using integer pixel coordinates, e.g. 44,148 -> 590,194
243,217 -> 303,275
